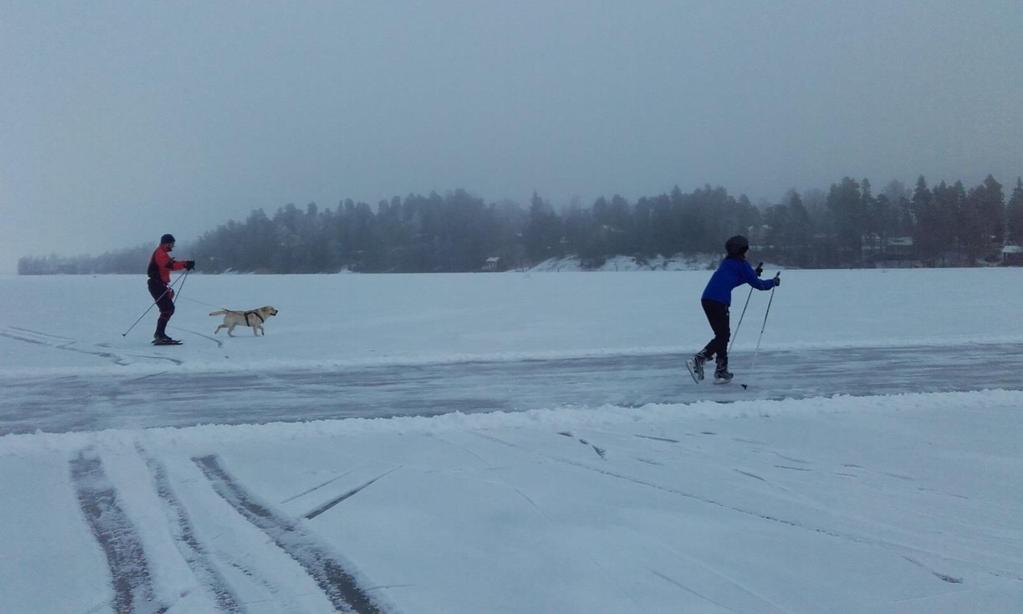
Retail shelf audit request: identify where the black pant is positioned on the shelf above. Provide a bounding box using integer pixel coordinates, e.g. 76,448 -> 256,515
147,278 -> 175,336
698,298 -> 730,367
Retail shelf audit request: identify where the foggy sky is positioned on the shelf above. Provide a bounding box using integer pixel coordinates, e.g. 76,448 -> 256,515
2,1 -> 1020,272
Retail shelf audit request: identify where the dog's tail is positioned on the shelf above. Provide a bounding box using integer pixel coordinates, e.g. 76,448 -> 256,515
209,310 -> 227,316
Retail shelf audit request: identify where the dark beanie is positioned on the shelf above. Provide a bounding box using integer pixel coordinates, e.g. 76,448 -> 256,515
160,233 -> 176,244
725,235 -> 749,256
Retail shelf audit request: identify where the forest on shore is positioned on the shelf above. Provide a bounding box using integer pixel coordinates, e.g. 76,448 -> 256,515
18,174 -> 1023,275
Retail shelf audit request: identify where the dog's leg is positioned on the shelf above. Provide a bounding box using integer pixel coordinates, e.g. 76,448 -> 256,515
214,325 -> 224,335
227,324 -> 236,337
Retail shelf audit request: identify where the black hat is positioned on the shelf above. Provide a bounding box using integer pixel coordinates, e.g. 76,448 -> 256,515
725,235 -> 749,256
160,233 -> 176,244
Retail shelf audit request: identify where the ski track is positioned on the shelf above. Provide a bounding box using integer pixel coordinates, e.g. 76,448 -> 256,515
902,556 -> 964,584
70,448 -> 168,614
175,326 -> 225,348
633,434 -> 681,444
280,469 -> 358,505
648,568 -> 742,613
641,533 -> 797,614
734,469 -> 767,482
303,467 -> 401,521
135,443 -> 246,613
466,430 -> 1021,588
634,457 -> 664,466
572,436 -> 607,460
193,454 -> 387,614
1,326 -> 183,366
218,554 -> 307,613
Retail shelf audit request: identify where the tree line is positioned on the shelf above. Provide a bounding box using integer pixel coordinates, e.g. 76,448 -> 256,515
18,174 -> 1023,275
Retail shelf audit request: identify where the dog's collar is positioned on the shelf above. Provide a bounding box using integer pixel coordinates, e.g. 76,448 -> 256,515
244,310 -> 265,325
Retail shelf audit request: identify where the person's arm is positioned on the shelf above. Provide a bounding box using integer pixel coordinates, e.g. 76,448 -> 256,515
153,249 -> 173,273
740,260 -> 777,290
155,249 -> 193,272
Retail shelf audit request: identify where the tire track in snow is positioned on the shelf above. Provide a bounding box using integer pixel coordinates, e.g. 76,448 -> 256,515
135,444 -> 245,613
193,455 -> 387,613
70,448 -> 167,614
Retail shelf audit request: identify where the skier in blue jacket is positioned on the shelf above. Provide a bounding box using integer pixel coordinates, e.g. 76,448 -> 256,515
687,235 -> 780,384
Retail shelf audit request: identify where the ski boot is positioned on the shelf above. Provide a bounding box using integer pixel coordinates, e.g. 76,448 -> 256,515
685,353 -> 707,383
713,358 -> 733,385
153,333 -> 181,346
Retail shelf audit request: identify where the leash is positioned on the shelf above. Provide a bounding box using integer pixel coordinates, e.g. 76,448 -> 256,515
179,296 -> 229,311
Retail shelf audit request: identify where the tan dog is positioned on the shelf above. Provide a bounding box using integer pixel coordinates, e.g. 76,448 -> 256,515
209,306 -> 279,336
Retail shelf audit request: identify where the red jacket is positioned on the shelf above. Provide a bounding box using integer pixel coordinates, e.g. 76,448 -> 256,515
147,245 -> 186,284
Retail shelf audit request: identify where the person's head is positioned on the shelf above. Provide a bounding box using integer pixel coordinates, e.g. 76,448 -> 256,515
160,233 -> 176,251
725,235 -> 749,259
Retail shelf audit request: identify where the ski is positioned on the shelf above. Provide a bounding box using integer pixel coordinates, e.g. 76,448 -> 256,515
152,338 -> 182,346
685,359 -> 702,384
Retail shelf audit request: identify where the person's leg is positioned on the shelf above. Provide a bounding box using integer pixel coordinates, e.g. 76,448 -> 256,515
714,355 -> 731,380
691,299 -> 728,380
701,299 -> 730,361
156,292 -> 175,339
148,280 -> 175,339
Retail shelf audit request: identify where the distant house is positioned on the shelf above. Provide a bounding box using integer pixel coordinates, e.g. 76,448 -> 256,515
1003,244 -> 1023,266
865,236 -> 918,268
482,256 -> 501,272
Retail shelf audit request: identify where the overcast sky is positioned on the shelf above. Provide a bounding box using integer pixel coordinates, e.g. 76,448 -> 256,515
2,1 -> 1020,271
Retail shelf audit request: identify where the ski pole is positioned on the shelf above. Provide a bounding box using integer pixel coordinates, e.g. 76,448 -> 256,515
729,287 -> 753,354
729,262 -> 762,354
173,269 -> 190,304
748,272 -> 780,374
121,272 -> 186,337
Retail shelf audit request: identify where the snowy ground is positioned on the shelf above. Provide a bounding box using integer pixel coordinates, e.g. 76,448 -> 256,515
1,269 -> 1021,613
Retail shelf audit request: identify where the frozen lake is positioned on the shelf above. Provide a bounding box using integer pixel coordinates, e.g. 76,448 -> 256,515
1,269 -> 1021,613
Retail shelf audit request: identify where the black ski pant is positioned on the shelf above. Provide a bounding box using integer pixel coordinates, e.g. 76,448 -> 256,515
698,298 -> 729,369
147,278 -> 175,337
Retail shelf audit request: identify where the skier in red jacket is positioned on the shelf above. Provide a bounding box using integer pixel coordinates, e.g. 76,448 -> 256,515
147,234 -> 194,344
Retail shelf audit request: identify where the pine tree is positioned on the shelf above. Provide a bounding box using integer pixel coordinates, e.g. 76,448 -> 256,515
524,192 -> 561,263
827,177 -> 864,264
912,176 -> 940,265
1006,177 -> 1023,244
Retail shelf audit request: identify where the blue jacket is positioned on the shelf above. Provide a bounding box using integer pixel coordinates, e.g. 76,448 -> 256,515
701,257 -> 776,305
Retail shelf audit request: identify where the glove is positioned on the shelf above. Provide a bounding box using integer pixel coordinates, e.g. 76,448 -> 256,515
185,260 -> 196,271
774,274 -> 781,287
755,262 -> 764,276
